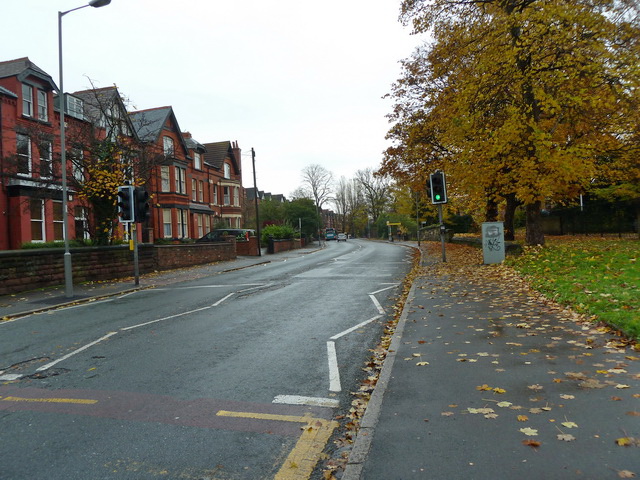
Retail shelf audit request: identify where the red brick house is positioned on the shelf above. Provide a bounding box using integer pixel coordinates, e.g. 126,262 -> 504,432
0,57 -> 87,250
203,141 -> 244,229
1,57 -> 247,250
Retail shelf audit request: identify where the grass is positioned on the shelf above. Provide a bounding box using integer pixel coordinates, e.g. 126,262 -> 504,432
506,236 -> 639,339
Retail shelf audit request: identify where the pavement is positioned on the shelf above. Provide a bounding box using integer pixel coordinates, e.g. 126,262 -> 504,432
342,244 -> 640,479
2,241 -> 639,479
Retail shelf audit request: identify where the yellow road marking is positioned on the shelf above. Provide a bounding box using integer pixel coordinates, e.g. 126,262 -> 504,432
1,396 -> 98,405
216,410 -> 339,480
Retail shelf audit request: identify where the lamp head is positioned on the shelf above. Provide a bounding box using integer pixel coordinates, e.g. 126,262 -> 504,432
89,0 -> 111,7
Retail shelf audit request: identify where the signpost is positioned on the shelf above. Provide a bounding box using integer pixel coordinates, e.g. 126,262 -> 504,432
429,171 -> 448,262
386,221 -> 401,242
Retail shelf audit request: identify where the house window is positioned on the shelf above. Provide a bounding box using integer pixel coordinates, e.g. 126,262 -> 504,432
235,187 -> 240,206
192,179 -> 197,201
213,184 -> 218,205
194,152 -> 201,170
53,200 -> 64,240
66,95 -> 84,120
163,136 -> 174,157
40,142 -> 52,178
37,90 -> 48,121
30,198 -> 45,242
224,163 -> 231,179
223,186 -> 230,206
162,209 -> 172,238
198,180 -> 204,202
175,167 -> 186,194
74,206 -> 89,240
204,215 -> 210,234
177,209 -> 188,238
16,134 -> 31,175
161,166 -> 170,192
22,84 -> 33,117
196,214 -> 204,238
71,147 -> 84,183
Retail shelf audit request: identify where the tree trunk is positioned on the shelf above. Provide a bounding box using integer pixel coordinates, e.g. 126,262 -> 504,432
503,193 -> 518,241
485,197 -> 499,222
525,201 -> 545,245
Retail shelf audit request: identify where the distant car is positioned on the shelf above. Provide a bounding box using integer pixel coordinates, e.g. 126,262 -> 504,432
337,233 -> 347,242
196,229 -> 255,243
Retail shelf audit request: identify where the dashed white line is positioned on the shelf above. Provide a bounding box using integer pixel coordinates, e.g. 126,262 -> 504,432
36,332 -> 118,372
327,341 -> 341,392
272,395 -> 339,408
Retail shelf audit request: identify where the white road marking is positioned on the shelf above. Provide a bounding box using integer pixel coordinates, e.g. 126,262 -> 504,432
330,315 -> 382,341
368,294 -> 385,314
369,284 -> 399,295
36,332 -> 118,372
0,374 -> 23,381
327,341 -> 341,392
211,293 -> 234,307
272,395 -> 339,408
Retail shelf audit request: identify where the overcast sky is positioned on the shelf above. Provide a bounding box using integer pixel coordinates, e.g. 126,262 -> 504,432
3,0 -> 419,198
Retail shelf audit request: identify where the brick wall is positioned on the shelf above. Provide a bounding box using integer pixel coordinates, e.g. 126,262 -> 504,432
0,243 -> 235,295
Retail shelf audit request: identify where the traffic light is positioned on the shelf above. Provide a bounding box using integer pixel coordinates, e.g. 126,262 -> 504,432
134,187 -> 150,223
429,171 -> 448,204
117,185 -> 135,222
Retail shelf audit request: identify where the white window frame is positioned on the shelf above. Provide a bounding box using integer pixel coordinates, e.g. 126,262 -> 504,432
67,95 -> 84,120
235,187 -> 240,206
74,205 -> 90,240
162,208 -> 172,238
30,198 -> 45,242
53,200 -> 64,241
224,163 -> 231,179
22,84 -> 33,117
223,186 -> 230,206
213,184 -> 218,205
177,209 -> 188,238
194,152 -> 201,170
163,136 -> 174,157
38,90 -> 48,122
175,166 -> 186,194
17,133 -> 31,176
161,166 -> 170,192
39,141 -> 52,178
72,147 -> 84,183
192,178 -> 197,201
198,180 -> 204,202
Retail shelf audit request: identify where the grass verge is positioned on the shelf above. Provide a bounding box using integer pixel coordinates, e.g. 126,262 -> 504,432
506,236 -> 639,338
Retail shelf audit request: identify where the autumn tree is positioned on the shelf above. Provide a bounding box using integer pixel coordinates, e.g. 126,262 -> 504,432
299,164 -> 334,236
385,0 -> 640,244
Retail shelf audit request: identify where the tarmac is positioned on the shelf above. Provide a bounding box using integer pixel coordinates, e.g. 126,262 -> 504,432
1,241 -> 639,479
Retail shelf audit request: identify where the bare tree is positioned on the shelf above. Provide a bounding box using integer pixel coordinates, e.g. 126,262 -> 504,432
300,164 -> 333,238
357,168 -> 390,237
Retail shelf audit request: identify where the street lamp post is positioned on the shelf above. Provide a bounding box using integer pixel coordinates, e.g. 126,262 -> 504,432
58,0 -> 111,297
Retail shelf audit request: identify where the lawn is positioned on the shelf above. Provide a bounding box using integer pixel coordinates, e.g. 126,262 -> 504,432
506,236 -> 639,339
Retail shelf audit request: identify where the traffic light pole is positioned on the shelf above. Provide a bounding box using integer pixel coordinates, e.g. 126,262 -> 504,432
132,223 -> 140,286
438,204 -> 446,262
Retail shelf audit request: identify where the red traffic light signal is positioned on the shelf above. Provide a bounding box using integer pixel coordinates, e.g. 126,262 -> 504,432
429,171 -> 448,204
117,185 -> 135,222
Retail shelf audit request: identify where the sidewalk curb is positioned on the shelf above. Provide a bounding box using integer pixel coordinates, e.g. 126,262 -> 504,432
342,278 -> 420,480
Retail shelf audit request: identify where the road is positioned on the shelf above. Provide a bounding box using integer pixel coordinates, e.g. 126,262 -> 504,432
0,239 -> 413,480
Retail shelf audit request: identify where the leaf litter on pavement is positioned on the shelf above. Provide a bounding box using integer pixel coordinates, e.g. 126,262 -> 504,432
318,243 -> 639,479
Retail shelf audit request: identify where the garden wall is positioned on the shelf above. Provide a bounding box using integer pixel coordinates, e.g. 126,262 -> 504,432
0,242 -> 235,295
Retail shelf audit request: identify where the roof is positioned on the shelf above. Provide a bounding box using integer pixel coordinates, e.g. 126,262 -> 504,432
72,86 -> 137,136
0,85 -> 17,98
202,141 -> 241,174
129,106 -> 190,156
0,57 -> 57,90
183,135 -> 206,153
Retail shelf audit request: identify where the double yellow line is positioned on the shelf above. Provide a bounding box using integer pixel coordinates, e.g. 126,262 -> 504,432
216,410 -> 339,480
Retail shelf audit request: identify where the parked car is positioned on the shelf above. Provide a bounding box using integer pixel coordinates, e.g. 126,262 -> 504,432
337,233 -> 347,242
196,229 -> 255,243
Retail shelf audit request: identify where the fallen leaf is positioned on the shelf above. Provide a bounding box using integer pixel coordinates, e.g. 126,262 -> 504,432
561,421 -> 578,429
441,412 -> 454,417
497,401 -> 513,408
493,387 -> 507,394
476,384 -> 492,391
560,394 -> 575,400
557,434 -> 575,442
520,427 -> 538,436
522,439 -> 541,448
517,415 -> 529,422
615,384 -> 631,389
618,470 -> 636,478
484,413 -> 498,419
416,362 -> 430,366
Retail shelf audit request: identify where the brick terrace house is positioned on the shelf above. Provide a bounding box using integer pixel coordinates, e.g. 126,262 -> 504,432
0,56 -> 247,250
0,58 -> 90,250
203,141 -> 244,229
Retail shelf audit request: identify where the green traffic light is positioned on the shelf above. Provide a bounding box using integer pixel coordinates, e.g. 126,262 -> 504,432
435,194 -> 441,200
